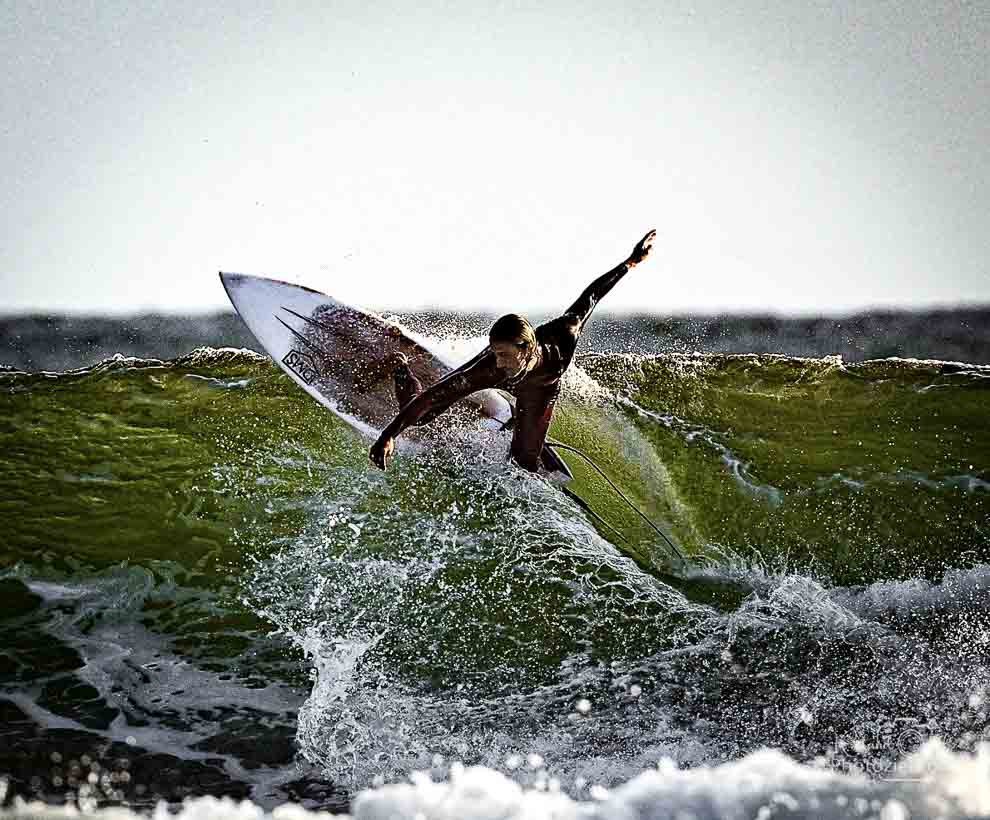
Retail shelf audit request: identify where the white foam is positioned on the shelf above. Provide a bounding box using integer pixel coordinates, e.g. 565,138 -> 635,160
4,741 -> 989,819
831,565 -> 990,621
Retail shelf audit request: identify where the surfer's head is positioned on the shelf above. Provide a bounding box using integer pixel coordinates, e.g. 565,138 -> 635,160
489,313 -> 537,375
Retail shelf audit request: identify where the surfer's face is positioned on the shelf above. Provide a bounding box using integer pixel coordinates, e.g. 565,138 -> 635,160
491,340 -> 530,375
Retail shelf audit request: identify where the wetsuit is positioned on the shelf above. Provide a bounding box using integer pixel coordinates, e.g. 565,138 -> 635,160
375,257 -> 636,472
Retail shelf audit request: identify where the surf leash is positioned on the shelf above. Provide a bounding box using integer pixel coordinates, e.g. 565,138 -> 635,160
546,440 -> 685,561
560,486 -> 629,544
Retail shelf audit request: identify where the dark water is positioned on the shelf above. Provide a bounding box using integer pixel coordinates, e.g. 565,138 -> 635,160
2,306 -> 988,372
1,318 -> 989,818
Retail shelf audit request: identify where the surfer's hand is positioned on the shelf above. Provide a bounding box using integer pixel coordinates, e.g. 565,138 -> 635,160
370,435 -> 395,470
628,229 -> 656,266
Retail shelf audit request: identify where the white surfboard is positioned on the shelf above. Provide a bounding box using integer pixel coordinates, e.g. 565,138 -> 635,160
219,272 -> 513,441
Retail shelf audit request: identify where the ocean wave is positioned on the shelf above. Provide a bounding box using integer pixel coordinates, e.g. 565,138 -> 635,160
2,344 -> 988,810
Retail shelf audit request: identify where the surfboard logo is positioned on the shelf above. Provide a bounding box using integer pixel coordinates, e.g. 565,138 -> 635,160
282,349 -> 319,385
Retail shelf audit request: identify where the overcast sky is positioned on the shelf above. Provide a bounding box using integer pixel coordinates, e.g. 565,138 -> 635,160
2,0 -> 987,315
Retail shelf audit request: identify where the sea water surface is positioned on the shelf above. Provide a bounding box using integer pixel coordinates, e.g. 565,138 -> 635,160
1,338 -> 989,819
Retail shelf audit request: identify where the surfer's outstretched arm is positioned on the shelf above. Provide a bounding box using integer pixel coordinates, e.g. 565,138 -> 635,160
563,229 -> 656,329
369,351 -> 502,470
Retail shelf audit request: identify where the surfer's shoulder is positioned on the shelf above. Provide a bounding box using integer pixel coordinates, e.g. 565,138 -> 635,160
529,318 -> 577,377
536,313 -> 581,341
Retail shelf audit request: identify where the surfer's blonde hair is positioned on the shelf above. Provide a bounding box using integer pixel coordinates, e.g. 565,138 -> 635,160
489,313 -> 537,354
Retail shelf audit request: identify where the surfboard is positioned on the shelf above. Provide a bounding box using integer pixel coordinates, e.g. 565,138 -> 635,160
219,272 -> 515,443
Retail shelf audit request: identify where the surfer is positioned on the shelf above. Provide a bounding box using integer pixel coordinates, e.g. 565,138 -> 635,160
369,229 -> 656,473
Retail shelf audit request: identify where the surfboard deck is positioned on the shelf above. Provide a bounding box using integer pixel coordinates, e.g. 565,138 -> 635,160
219,271 -> 515,442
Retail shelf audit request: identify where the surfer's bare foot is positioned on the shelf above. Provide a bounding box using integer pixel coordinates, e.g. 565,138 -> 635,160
355,351 -> 410,393
391,352 -> 422,407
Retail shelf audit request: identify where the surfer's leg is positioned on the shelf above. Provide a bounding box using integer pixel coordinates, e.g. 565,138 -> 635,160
509,387 -> 558,473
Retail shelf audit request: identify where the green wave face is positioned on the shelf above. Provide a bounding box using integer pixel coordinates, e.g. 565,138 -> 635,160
2,347 -> 988,791
6,348 -> 984,583
0,349 -> 362,576
575,353 -> 989,584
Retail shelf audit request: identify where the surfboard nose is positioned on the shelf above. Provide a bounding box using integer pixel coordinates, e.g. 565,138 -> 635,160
219,271 -> 255,298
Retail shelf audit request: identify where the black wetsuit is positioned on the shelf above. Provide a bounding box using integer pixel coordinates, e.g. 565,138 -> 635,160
376,257 -> 635,472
